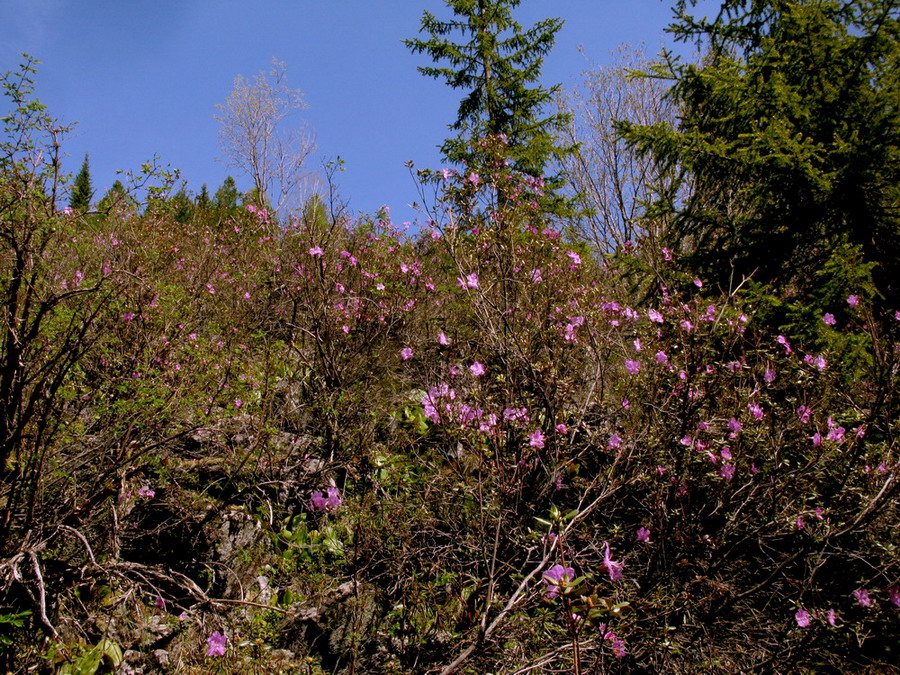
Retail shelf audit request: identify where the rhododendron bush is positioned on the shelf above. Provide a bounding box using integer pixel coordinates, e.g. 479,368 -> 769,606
1,66 -> 898,675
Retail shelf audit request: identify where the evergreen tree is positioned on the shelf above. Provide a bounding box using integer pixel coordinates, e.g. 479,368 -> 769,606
96,179 -> 136,214
214,176 -> 239,211
69,153 -> 92,211
196,184 -> 211,210
621,0 -> 900,306
405,0 -> 570,181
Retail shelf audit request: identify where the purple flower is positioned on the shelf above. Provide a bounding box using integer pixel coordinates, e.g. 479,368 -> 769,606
400,347 -> 413,361
797,405 -> 812,424
566,250 -> 582,266
608,433 -> 622,449
648,308 -> 663,323
795,609 -> 811,627
309,246 -> 324,257
826,609 -> 838,626
887,586 -> 900,607
822,313 -> 836,326
777,335 -> 791,354
206,631 -> 227,657
311,486 -> 342,512
470,362 -> 485,377
655,350 -> 668,364
847,294 -> 859,307
748,403 -> 764,421
719,464 -> 735,480
542,564 -> 575,599
853,588 -> 872,607
764,368 -> 776,383
457,273 -> 479,289
727,418 -> 743,435
624,359 -> 641,375
529,429 -> 545,449
438,331 -> 450,346
636,527 -> 651,543
602,542 -> 623,581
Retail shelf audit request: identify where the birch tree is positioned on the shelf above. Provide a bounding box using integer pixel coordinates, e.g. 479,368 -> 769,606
215,59 -> 316,215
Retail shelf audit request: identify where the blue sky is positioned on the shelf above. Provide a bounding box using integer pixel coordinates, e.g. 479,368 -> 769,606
0,0 -> 702,226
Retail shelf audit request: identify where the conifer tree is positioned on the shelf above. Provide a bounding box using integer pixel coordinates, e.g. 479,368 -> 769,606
621,0 -> 900,306
69,153 -> 92,211
214,176 -> 239,212
405,0 -> 570,181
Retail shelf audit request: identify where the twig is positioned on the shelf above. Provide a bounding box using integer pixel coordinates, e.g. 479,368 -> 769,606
29,551 -> 59,638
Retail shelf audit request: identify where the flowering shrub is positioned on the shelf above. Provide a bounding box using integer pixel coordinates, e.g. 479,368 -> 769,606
1,68 -> 897,675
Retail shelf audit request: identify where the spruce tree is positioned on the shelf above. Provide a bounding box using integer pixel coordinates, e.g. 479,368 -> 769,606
621,0 -> 900,306
405,0 -> 570,181
69,153 -> 92,211
214,176 -> 239,211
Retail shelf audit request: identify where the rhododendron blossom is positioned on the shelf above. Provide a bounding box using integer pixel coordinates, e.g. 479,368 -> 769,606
542,564 -> 574,599
602,542 -> 623,581
206,631 -> 227,657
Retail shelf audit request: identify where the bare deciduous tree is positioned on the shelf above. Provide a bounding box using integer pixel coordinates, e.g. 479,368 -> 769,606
559,46 -> 683,253
215,59 -> 317,214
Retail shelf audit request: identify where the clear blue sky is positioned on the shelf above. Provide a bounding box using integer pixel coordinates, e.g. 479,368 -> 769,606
0,0 -> 703,227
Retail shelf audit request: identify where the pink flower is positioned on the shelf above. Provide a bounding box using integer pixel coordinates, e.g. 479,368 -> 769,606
648,308 -> 663,323
795,609 -> 811,627
529,429 -> 545,449
458,273 -> 479,289
542,564 -> 575,599
400,347 -> 413,361
777,335 -> 792,354
310,486 -> 342,512
764,368 -> 776,383
602,542 -> 623,581
608,433 -> 622,449
748,403 -> 764,420
797,405 -> 812,423
470,362 -> 485,377
624,359 -> 640,375
206,631 -> 227,657
720,464 -> 735,480
636,527 -> 651,543
826,609 -> 838,626
655,350 -> 668,364
853,588 -> 872,607
438,331 -> 450,346
887,586 -> 900,607
822,313 -> 836,326
555,423 -> 568,434
566,251 -> 582,266
309,246 -> 323,257
847,294 -> 859,307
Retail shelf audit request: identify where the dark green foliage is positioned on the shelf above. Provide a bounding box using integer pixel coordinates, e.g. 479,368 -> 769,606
214,175 -> 239,211
96,179 -> 135,213
69,153 -> 92,211
405,0 -> 571,183
196,183 -> 211,210
621,0 -> 900,307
